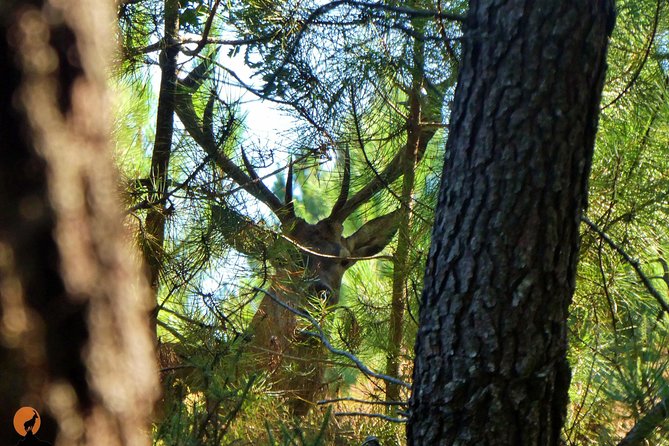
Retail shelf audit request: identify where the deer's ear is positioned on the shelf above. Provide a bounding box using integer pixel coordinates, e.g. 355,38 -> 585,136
346,209 -> 400,258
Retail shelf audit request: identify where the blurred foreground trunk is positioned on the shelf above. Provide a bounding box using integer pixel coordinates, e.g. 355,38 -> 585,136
0,1 -> 158,445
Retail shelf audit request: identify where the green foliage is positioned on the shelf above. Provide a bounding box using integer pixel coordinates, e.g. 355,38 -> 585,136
114,0 -> 453,440
114,0 -> 669,443
565,0 -> 669,443
264,409 -> 331,446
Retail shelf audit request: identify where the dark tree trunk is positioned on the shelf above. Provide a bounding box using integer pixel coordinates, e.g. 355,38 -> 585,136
408,1 -> 615,445
0,1 -> 158,444
0,5 -> 63,442
144,0 -> 180,335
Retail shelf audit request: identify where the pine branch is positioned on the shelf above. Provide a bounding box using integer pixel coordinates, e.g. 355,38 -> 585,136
582,216 -> 669,316
252,287 -> 411,389
318,396 -> 407,406
618,395 -> 669,446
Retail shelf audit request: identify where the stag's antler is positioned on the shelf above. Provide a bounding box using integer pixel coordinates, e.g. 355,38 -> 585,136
175,58 -> 443,227
328,84 -> 444,223
284,158 -> 296,220
329,145 -> 350,218
175,59 -> 295,224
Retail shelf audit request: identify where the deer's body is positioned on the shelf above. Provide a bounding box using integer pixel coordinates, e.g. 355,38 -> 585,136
247,210 -> 400,415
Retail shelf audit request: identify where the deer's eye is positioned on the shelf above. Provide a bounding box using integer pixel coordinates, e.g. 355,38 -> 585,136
314,283 -> 334,303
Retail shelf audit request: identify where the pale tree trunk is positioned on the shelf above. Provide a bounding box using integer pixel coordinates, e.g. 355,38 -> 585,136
0,1 -> 158,445
408,1 -> 615,445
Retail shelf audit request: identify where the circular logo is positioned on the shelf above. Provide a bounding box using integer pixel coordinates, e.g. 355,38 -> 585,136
13,407 -> 41,436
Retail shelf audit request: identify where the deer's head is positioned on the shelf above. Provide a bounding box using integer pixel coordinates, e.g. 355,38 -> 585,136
277,210 -> 400,306
214,152 -> 401,306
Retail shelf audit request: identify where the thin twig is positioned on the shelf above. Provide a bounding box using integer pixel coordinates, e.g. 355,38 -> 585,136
602,0 -> 662,110
182,0 -> 222,57
349,87 -> 434,223
160,364 -> 197,373
278,233 -> 393,262
333,411 -> 407,423
127,154 -> 212,213
345,1 -> 465,20
264,0 -> 464,96
125,35 -> 268,58
318,397 -> 407,406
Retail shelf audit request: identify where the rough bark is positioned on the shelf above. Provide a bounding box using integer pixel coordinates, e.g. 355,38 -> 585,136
0,1 -> 158,445
408,1 -> 615,445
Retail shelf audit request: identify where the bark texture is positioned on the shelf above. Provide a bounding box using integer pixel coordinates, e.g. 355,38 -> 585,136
0,1 -> 158,445
408,1 -> 615,445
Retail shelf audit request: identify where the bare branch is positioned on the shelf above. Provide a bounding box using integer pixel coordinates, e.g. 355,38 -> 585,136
618,395 -> 669,446
318,397 -> 407,406
182,0 -> 222,57
582,216 -> 669,316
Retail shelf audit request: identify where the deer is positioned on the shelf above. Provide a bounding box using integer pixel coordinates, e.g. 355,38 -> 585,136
167,58 -> 445,415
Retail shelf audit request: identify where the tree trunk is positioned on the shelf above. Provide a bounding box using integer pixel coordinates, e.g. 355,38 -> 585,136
385,25 -> 424,404
144,0 -> 180,336
0,1 -> 158,445
408,1 -> 615,445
